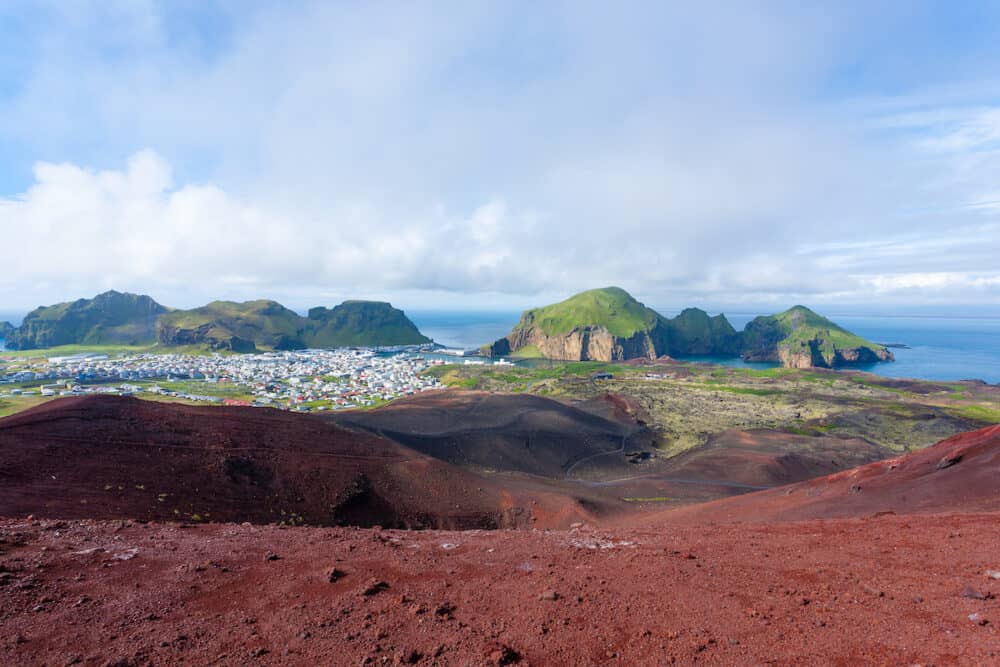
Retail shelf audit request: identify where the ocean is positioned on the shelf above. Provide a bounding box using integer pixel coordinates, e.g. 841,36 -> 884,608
2,309 -> 997,384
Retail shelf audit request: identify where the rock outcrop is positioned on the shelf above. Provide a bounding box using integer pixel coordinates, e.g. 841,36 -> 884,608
742,306 -> 893,368
486,287 -> 738,362
487,290 -> 892,369
156,300 -> 304,352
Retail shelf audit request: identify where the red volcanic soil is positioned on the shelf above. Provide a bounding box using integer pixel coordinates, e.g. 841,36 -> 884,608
663,424 -> 1000,523
1,514 -> 998,665
659,428 -> 890,488
0,396 -> 613,530
1,403 -> 1000,664
569,429 -> 892,507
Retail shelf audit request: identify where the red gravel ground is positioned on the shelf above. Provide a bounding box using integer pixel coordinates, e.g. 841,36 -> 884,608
2,512 -> 999,666
661,424 -> 1000,523
2,402 -> 1000,665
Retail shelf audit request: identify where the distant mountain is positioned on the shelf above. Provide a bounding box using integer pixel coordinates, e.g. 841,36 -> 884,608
662,307 -> 742,357
486,287 -> 740,361
486,288 -> 891,368
306,301 -> 431,348
157,300 -> 306,352
486,287 -> 665,360
742,305 -> 893,368
0,321 -> 14,340
5,291 -> 168,350
4,292 -> 430,352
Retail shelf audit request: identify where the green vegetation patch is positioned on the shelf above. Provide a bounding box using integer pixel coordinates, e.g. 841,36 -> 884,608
517,287 -> 659,338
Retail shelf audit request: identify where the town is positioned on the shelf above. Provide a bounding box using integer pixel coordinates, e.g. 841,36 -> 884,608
0,349 -> 451,411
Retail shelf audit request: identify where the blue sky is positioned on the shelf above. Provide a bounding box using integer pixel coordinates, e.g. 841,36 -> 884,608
1,1 -> 1000,313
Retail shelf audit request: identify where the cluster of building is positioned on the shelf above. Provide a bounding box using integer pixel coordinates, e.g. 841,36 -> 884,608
0,349 -> 443,411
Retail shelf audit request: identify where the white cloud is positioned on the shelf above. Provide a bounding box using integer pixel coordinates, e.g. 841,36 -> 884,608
0,2 -> 999,312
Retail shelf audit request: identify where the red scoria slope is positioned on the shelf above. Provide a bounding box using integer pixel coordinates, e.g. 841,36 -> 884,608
1,513 -> 998,665
659,423 -> 1000,523
0,396 -> 612,529
2,402 -> 999,664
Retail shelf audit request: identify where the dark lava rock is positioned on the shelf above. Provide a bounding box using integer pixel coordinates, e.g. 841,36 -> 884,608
960,587 -> 991,600
489,644 -> 522,665
361,579 -> 390,597
937,454 -> 963,470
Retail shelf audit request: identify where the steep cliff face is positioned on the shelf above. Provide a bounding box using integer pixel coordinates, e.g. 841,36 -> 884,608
488,291 -> 893,369
5,291 -> 167,350
662,308 -> 741,356
305,301 -> 430,348
156,300 -> 304,352
493,323 -> 659,361
488,288 -> 690,361
156,321 -> 259,352
742,306 -> 893,368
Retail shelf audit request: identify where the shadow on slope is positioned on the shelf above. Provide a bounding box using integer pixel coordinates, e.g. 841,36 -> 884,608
326,391 -> 659,480
0,396 -> 615,529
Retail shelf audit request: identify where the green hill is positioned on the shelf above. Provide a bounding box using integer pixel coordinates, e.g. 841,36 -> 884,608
5,291 -> 168,350
742,305 -> 893,368
4,292 -> 430,352
662,307 -> 741,356
487,289 -> 891,368
306,301 -> 431,348
521,287 -> 660,338
157,300 -> 306,352
487,287 -> 739,361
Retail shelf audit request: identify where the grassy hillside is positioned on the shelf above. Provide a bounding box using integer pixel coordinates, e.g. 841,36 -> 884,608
743,305 -> 885,365
663,308 -> 741,356
306,301 -> 431,347
158,300 -> 305,350
517,287 -> 660,338
6,291 -> 168,350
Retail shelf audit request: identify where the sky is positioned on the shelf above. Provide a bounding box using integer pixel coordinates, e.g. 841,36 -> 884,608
1,1 -> 1000,315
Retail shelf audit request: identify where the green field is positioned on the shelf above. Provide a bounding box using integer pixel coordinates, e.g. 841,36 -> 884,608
425,360 -> 999,454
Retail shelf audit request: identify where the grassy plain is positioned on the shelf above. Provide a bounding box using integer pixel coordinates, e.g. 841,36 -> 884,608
426,361 -> 999,454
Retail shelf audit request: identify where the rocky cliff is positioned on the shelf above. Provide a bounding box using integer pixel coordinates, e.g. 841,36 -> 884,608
487,290 -> 892,369
662,308 -> 741,356
490,323 -> 661,361
486,287 -> 740,362
156,300 -> 305,352
742,306 -> 893,368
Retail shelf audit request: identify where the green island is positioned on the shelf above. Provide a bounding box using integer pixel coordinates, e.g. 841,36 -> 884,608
487,286 -> 890,368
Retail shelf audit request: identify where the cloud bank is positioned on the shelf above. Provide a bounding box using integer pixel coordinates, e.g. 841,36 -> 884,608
0,2 -> 999,311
